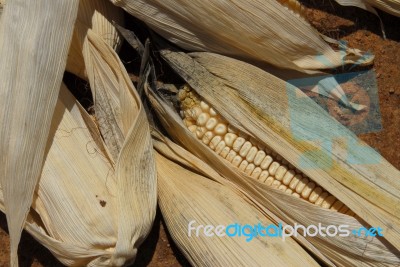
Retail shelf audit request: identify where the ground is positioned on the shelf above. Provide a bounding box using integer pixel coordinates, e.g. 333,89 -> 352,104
0,1 -> 399,266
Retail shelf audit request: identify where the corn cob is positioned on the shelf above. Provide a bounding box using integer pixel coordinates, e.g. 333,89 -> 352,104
178,84 -> 355,216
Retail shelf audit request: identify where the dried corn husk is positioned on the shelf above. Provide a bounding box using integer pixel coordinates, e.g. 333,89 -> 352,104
335,0 -> 400,17
0,1 -> 156,265
71,0 -> 138,161
145,50 -> 400,266
153,131 -> 323,266
66,1 -> 158,264
0,82 -> 156,266
66,0 -> 123,80
110,0 -> 373,73
0,1 -> 79,266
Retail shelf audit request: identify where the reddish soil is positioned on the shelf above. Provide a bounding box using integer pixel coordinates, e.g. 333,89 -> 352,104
302,0 -> 400,169
0,1 -> 399,266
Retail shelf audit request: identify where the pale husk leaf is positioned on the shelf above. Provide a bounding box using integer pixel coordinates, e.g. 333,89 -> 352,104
78,27 -> 139,161
69,2 -> 158,263
0,82 -> 156,266
153,133 -> 321,267
146,50 -> 400,266
66,0 -> 123,80
0,1 -> 79,266
110,0 -> 373,73
72,0 -> 136,161
335,0 -> 400,17
75,8 -> 158,261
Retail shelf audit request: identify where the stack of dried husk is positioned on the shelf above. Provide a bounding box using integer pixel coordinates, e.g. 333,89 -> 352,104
0,0 -> 399,266
0,1 -> 156,266
144,47 -> 400,266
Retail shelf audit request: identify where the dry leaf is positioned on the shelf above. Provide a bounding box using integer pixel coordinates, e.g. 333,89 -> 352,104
111,0 -> 373,73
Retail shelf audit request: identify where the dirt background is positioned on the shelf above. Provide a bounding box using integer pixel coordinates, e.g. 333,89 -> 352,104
0,1 -> 399,266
